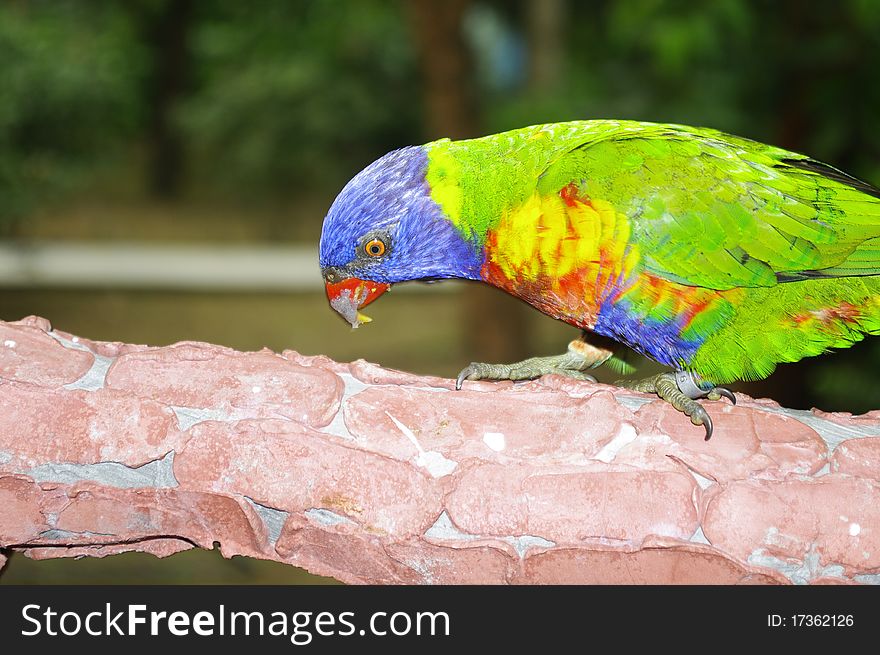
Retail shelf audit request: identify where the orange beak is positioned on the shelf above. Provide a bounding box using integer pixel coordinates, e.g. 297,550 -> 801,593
324,277 -> 390,328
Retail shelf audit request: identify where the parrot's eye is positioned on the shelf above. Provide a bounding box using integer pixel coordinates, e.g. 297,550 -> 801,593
364,238 -> 387,257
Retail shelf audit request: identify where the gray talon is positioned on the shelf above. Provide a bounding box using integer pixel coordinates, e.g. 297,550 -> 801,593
699,411 -> 714,441
455,365 -> 476,390
714,387 -> 737,405
685,402 -> 714,440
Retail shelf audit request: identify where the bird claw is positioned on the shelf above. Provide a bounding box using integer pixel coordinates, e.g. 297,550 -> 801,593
675,371 -> 736,440
455,357 -> 597,390
675,370 -> 736,406
456,362 -> 517,389
707,387 -> 737,405
455,364 -> 478,390
617,371 -> 734,441
687,403 -> 714,441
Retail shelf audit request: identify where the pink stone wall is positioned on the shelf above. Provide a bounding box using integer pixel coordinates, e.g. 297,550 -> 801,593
1,316 -> 878,584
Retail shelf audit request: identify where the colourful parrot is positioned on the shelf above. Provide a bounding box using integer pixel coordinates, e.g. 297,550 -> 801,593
318,120 -> 880,439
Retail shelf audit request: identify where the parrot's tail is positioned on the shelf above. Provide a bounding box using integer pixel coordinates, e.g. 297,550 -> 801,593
690,275 -> 880,383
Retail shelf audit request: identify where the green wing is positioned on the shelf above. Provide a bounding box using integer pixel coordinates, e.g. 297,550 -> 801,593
536,122 -> 880,289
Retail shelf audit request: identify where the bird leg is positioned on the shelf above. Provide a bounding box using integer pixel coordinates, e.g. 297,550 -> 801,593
614,371 -> 736,441
456,335 -> 613,388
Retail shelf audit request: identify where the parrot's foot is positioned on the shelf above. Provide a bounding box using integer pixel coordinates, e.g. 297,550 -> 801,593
615,371 -> 736,441
455,338 -> 613,389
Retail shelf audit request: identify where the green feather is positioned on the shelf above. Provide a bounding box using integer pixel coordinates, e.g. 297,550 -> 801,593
603,354 -> 638,376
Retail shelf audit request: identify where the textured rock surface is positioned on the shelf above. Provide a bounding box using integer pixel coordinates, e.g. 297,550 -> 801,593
1,316 -> 879,584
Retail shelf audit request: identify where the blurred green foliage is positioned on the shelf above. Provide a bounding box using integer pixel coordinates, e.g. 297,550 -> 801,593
179,0 -> 420,195
0,1 -> 144,229
0,0 -> 422,227
2,0 -> 879,211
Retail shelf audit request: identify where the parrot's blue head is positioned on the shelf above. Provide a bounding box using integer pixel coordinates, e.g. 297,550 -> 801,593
319,145 -> 481,327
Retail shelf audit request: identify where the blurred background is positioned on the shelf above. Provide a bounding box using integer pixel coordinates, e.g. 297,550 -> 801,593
1,0 -> 878,583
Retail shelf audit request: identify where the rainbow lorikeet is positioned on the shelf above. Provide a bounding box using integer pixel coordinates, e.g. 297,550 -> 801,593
318,120 -> 880,439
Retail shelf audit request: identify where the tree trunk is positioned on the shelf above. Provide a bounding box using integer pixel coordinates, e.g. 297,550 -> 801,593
144,0 -> 193,200
527,0 -> 564,92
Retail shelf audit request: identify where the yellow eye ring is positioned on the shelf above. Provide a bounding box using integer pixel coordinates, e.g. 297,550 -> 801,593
364,238 -> 386,257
